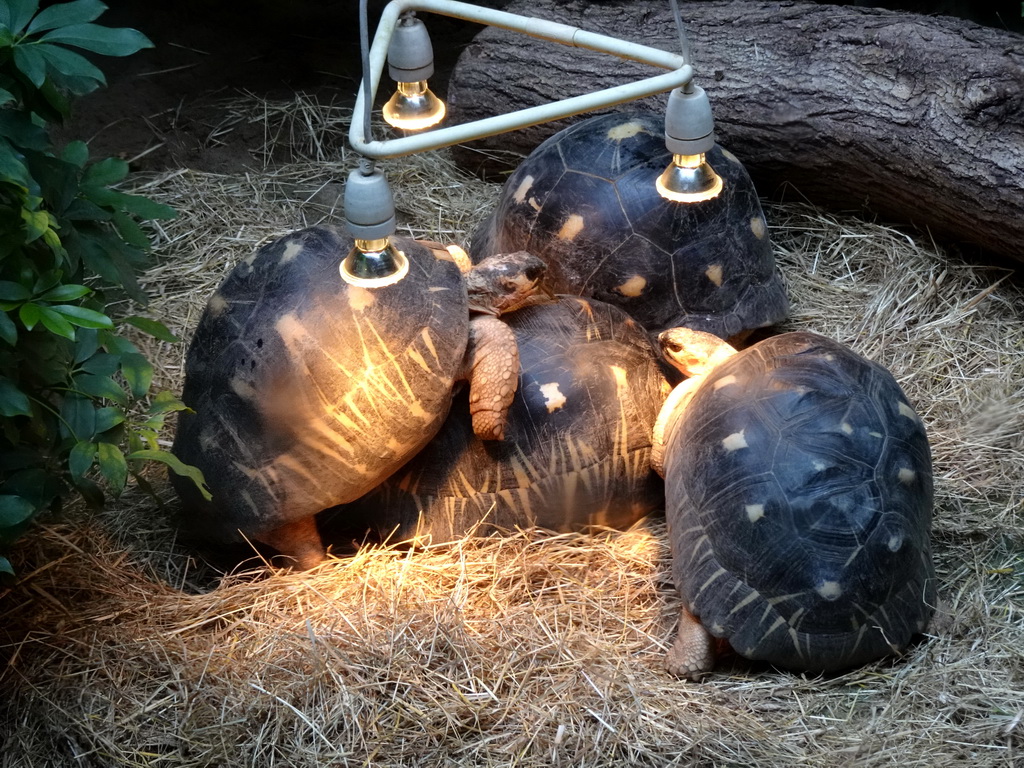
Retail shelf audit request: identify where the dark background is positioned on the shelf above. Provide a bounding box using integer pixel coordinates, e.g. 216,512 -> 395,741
58,0 -> 1023,175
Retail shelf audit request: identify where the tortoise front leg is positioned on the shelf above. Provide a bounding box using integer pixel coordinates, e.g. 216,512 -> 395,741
257,516 -> 325,570
665,604 -> 716,681
464,315 -> 519,441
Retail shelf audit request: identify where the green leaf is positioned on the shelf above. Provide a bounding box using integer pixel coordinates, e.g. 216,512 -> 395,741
112,210 -> 149,249
36,78 -> 71,121
93,405 -> 124,433
98,329 -> 138,355
41,225 -> 63,253
0,556 -> 13,578
26,151 -> 80,214
48,67 -> 103,96
142,413 -> 168,433
119,351 -> 152,398
0,111 -> 50,151
128,449 -> 212,501
71,475 -> 104,506
114,191 -> 176,221
77,231 -> 121,282
0,494 -> 36,528
0,376 -> 31,416
3,469 -> 64,514
61,139 -> 88,167
130,471 -> 158,502
0,281 -> 32,301
21,206 -> 51,242
60,392 -> 94,438
64,198 -> 109,221
73,372 -> 127,405
35,42 -> 105,86
0,140 -> 30,185
51,303 -> 113,329
128,425 -> 155,453
32,269 -> 62,295
79,351 -> 119,376
18,302 -> 41,329
39,283 -> 91,302
82,156 -> 127,186
68,439 -> 96,479
81,157 -> 129,191
26,0 -> 106,34
5,0 -> 41,34
73,327 -> 98,362
0,311 -> 17,346
76,230 -> 149,303
148,390 -> 189,416
39,23 -> 152,57
78,183 -> 120,207
12,44 -> 47,87
37,305 -> 76,339
0,88 -> 15,107
123,315 -> 179,343
96,441 -> 127,494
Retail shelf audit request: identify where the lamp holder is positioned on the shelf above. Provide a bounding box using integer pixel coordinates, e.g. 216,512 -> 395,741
344,164 -> 396,241
351,0 -> 694,159
388,12 -> 435,82
664,85 -> 715,156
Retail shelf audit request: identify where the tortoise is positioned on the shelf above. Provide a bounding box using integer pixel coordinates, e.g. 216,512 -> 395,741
170,225 -> 548,569
471,111 -> 788,340
652,328 -> 936,678
327,296 -> 668,543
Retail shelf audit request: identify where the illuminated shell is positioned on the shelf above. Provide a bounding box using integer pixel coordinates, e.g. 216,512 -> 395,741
472,111 -> 788,339
170,226 -> 477,559
661,332 -> 935,671
332,297 -> 667,541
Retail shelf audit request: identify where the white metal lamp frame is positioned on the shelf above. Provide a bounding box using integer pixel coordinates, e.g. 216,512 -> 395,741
349,0 -> 693,160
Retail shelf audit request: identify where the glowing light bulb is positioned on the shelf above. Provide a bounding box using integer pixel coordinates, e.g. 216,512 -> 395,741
382,13 -> 445,133
658,84 -> 724,204
656,153 -> 723,203
342,164 -> 408,286
340,238 -> 410,286
383,80 -> 446,131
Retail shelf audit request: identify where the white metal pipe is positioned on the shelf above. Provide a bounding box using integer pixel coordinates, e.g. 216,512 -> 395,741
349,0 -> 692,159
405,0 -> 686,69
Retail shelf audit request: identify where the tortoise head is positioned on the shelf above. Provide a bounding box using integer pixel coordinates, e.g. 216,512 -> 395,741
465,251 -> 552,315
658,327 -> 738,378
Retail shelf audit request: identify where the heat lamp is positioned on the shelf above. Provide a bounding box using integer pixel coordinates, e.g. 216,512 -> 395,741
381,12 -> 446,131
343,0 -> 726,285
656,84 -> 723,203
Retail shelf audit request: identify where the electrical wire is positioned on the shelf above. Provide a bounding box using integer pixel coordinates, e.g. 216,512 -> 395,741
668,0 -> 690,66
358,0 -> 374,171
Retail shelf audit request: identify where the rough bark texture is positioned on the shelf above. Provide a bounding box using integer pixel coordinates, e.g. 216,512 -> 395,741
447,1 -> 1024,262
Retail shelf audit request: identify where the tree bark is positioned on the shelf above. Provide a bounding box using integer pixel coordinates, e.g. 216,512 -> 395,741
446,1 -> 1024,262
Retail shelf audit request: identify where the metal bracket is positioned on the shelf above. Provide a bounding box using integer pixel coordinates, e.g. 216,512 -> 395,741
349,0 -> 693,159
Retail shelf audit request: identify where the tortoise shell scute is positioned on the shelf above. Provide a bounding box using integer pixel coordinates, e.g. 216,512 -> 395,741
664,331 -> 935,671
472,112 -> 788,337
171,226 -> 469,545
330,297 -> 667,542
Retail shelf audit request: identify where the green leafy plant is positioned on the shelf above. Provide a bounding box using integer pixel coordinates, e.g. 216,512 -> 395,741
0,0 -> 208,578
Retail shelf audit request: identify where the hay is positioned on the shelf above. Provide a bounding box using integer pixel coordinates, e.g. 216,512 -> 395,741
2,93 -> 1023,767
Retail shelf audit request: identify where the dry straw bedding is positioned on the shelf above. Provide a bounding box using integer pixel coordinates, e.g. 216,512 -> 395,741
1,95 -> 1022,767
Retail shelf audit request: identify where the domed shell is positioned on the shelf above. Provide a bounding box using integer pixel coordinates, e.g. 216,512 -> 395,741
333,297 -> 667,542
662,332 -> 935,671
171,226 -> 469,548
472,111 -> 788,339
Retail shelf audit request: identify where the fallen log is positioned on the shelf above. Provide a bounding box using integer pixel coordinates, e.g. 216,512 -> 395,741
446,1 -> 1024,262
